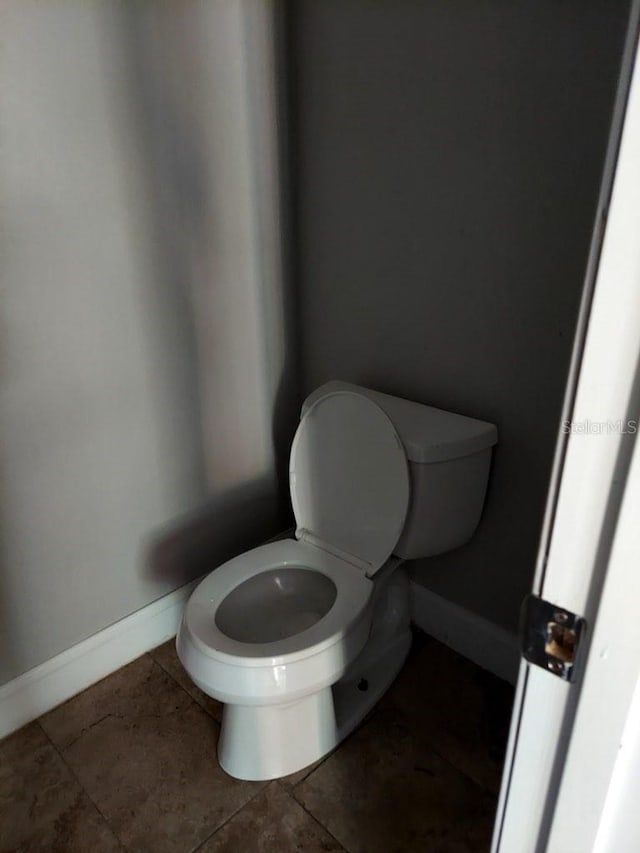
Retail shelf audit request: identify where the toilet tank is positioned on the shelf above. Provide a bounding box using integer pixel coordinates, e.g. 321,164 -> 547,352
301,381 -> 498,560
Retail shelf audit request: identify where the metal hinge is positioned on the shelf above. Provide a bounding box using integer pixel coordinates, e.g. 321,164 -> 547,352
521,595 -> 586,682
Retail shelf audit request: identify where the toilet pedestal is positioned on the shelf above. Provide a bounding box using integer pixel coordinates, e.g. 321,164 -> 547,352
218,687 -> 338,781
216,564 -> 413,781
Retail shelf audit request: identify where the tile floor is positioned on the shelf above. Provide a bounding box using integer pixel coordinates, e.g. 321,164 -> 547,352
0,631 -> 514,852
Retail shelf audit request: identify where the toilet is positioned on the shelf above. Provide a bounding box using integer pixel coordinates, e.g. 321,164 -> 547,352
177,380 -> 497,781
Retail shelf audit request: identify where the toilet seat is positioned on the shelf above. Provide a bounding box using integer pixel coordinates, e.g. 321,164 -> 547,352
184,538 -> 374,667
290,391 -> 410,576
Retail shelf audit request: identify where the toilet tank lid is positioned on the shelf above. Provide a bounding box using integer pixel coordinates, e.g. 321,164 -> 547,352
301,381 -> 498,464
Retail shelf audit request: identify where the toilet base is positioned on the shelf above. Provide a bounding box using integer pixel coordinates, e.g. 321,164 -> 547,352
218,687 -> 338,781
216,628 -> 412,782
334,628 -> 412,741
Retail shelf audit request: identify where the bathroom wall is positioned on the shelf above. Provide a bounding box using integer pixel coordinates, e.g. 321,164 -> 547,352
288,1 -> 630,631
0,2 -> 296,684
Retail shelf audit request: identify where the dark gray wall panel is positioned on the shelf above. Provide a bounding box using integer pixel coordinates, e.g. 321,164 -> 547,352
288,1 -> 628,629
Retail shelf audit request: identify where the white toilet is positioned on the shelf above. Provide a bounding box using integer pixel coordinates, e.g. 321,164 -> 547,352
177,380 -> 497,781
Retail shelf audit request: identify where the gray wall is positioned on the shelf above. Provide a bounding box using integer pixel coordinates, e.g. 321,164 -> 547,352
0,2 -> 295,685
289,1 -> 629,630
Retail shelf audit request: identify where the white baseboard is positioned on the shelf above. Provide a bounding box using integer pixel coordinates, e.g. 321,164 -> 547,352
409,581 -> 520,684
0,580 -> 198,739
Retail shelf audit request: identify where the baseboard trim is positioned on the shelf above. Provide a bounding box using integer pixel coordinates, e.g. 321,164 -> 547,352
409,581 -> 520,684
0,580 -> 198,739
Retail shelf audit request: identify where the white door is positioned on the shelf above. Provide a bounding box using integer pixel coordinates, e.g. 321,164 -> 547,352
493,7 -> 640,851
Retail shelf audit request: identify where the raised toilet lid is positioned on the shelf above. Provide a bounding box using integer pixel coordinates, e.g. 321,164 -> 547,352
289,391 -> 410,577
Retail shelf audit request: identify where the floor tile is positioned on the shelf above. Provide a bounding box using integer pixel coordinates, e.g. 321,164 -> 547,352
279,753 -> 334,790
40,655 -> 265,853
0,722 -> 122,852
197,782 -> 344,852
294,708 -> 496,853
39,655 -> 190,751
150,639 -> 223,723
380,635 -> 514,793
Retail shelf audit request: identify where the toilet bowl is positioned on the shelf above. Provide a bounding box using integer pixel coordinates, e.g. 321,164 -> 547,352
177,381 -> 498,781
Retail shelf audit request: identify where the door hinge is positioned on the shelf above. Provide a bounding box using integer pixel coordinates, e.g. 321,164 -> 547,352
521,595 -> 586,682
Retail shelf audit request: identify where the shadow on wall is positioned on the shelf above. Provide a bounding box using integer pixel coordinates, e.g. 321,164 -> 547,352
117,3 -> 299,584
144,477 -> 282,587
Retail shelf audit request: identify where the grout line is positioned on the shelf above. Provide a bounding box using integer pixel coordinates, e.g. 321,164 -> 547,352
34,718 -> 130,852
277,705 -> 383,795
148,646 -> 222,725
288,790 -> 350,853
189,782 -> 271,853
275,705 -> 389,805
427,742 -> 501,799
407,718 -> 503,799
277,753 -> 332,791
